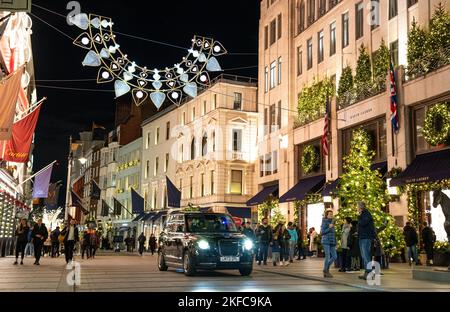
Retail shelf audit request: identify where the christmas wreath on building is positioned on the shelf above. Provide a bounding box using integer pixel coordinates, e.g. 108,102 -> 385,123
301,145 -> 319,174
423,102 -> 450,146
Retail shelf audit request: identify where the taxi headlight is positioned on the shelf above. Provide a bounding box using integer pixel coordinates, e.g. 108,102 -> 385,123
197,240 -> 210,250
243,239 -> 253,251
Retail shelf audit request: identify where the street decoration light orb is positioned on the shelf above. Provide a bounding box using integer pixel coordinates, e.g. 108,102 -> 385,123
69,13 -> 227,109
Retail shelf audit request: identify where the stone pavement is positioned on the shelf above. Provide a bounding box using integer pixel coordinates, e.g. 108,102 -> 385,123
0,252 -> 449,292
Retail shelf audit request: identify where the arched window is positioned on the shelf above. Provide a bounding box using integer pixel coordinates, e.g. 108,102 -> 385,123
190,137 -> 196,160
202,133 -> 208,156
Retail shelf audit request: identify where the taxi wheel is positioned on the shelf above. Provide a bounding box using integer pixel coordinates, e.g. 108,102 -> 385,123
183,252 -> 196,276
239,266 -> 252,276
158,251 -> 168,271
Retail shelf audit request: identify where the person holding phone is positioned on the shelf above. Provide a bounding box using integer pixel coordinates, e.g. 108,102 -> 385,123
321,208 -> 337,278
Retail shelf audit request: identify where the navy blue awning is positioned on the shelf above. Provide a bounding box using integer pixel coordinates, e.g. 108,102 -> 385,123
141,212 -> 156,222
321,178 -> 340,196
151,211 -> 167,222
390,149 -> 450,186
226,207 -> 251,219
246,184 -> 279,206
132,212 -> 147,222
279,175 -> 325,203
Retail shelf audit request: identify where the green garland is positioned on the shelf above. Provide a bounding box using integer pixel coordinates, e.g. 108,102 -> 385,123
423,102 -> 450,146
301,145 -> 319,174
258,199 -> 278,223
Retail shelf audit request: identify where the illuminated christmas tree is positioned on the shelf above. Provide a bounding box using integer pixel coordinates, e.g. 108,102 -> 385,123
335,129 -> 404,256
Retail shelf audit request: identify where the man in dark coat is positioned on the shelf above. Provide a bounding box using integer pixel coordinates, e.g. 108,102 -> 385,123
255,217 -> 273,265
421,222 -> 436,266
403,222 -> 419,265
61,219 -> 79,264
357,202 -> 376,280
31,219 -> 48,265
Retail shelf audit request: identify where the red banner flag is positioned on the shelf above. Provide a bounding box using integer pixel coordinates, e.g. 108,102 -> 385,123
1,103 -> 42,163
0,66 -> 24,140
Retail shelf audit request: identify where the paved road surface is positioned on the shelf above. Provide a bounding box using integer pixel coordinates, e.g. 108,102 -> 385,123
0,253 -> 448,292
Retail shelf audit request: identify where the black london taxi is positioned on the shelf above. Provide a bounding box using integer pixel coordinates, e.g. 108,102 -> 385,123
157,211 -> 254,276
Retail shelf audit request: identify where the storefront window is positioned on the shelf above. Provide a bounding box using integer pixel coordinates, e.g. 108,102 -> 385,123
342,117 -> 387,164
297,140 -> 324,178
414,105 -> 439,154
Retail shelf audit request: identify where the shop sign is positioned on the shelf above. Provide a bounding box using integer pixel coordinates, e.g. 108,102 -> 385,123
0,0 -> 32,12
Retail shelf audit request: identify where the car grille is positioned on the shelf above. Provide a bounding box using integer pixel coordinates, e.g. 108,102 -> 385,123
218,240 -> 239,256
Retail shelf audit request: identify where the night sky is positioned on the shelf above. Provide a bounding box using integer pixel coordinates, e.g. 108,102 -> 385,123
30,0 -> 260,205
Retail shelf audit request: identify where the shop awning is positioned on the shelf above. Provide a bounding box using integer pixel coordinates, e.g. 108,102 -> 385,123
246,184 -> 279,206
132,212 -> 147,222
279,175 -> 325,203
390,149 -> 450,186
141,212 -> 156,222
321,178 -> 340,196
149,211 -> 168,222
226,207 -> 251,219
199,207 -> 212,213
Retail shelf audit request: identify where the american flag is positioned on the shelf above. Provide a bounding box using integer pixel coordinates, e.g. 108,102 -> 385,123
390,60 -> 399,133
322,97 -> 330,156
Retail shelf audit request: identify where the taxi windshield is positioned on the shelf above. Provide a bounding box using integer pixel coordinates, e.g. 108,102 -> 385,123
186,214 -> 238,233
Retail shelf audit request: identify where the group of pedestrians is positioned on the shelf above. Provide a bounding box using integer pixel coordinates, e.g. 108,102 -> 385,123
137,232 -> 157,256
13,218 -> 105,266
403,221 -> 436,266
320,202 -> 379,279
246,218 -> 306,266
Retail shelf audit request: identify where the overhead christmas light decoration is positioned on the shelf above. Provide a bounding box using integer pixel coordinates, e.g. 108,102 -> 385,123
69,13 -> 227,109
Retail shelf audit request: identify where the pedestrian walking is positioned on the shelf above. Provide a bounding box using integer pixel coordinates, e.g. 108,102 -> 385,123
273,221 -> 290,266
14,218 -> 29,265
308,227 -> 318,257
242,221 -> 256,242
271,237 -> 281,266
403,221 -> 419,266
286,222 -> 298,263
339,217 -> 352,272
138,232 -> 146,255
43,230 -> 52,257
149,234 -> 157,255
296,226 -> 307,260
321,208 -> 337,278
51,226 -> 60,258
90,231 -> 100,259
81,230 -> 91,259
31,219 -> 48,265
421,222 -> 436,266
357,201 -> 376,280
24,222 -> 34,257
61,219 -> 79,264
349,220 -> 361,271
256,217 -> 273,265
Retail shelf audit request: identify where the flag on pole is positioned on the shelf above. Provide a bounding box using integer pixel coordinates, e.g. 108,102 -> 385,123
0,66 -> 24,140
131,188 -> 145,214
321,97 -> 330,156
101,200 -> 111,217
45,183 -> 61,210
32,163 -> 54,198
113,197 -> 124,216
71,190 -> 89,215
90,180 -> 101,200
390,60 -> 399,133
1,103 -> 42,163
166,176 -> 181,208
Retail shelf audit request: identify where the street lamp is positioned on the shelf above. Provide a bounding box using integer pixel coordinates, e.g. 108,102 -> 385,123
78,157 -> 88,165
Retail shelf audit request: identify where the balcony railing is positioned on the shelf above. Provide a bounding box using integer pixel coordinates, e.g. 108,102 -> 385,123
405,46 -> 450,82
337,83 -> 386,110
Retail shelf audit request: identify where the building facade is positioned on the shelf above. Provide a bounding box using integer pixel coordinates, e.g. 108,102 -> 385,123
140,74 -> 258,240
256,0 -> 450,239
